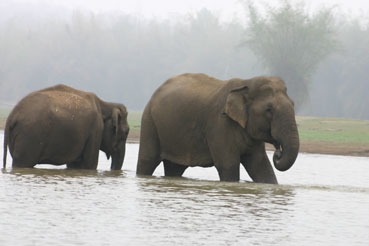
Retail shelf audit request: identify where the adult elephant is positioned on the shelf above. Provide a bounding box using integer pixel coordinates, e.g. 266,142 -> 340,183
136,73 -> 299,184
3,84 -> 129,170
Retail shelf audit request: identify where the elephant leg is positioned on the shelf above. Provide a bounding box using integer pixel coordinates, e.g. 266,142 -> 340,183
67,161 -> 82,169
163,160 -> 188,177
79,136 -> 100,169
137,159 -> 161,175
11,142 -> 38,168
215,164 -> 240,182
136,112 -> 161,175
209,142 -> 240,182
136,146 -> 161,176
12,159 -> 37,168
241,145 -> 278,184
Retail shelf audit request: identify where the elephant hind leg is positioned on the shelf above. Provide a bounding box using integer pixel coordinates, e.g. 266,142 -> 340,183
11,145 -> 38,168
163,160 -> 188,177
67,161 -> 82,169
12,153 -> 37,168
136,109 -> 161,176
136,159 -> 161,175
12,159 -> 37,168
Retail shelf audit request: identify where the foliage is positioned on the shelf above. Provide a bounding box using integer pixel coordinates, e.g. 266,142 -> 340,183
310,17 -> 369,119
337,20 -> 369,119
1,3 -> 369,120
0,9 -> 260,110
242,0 -> 338,108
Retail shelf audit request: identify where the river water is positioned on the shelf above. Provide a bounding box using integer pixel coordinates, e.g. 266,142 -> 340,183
1,131 -> 369,245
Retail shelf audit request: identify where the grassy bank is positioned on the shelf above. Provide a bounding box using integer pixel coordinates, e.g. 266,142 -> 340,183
127,113 -> 369,156
0,107 -> 10,129
297,117 -> 369,144
296,116 -> 369,156
126,111 -> 142,141
1,108 -> 369,156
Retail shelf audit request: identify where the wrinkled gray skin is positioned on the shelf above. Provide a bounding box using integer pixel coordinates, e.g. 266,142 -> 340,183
137,73 -> 299,184
3,84 -> 129,170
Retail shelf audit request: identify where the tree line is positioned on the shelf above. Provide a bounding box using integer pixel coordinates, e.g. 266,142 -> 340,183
0,1 -> 369,119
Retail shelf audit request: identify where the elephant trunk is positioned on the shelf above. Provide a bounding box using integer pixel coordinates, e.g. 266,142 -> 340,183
111,143 -> 125,170
271,108 -> 300,172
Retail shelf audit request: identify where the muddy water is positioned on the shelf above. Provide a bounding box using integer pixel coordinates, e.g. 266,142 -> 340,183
1,132 -> 369,245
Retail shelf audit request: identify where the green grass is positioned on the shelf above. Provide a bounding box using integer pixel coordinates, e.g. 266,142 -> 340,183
126,112 -> 369,145
297,117 -> 369,144
127,111 -> 142,129
0,107 -> 10,118
0,107 -> 11,129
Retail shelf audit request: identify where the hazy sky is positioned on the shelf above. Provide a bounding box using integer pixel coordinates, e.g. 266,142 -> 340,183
4,0 -> 369,19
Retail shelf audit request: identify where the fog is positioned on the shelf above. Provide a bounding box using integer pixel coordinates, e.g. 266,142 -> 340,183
1,0 -> 369,119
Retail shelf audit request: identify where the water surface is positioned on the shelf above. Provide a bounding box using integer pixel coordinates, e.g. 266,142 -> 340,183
1,132 -> 368,245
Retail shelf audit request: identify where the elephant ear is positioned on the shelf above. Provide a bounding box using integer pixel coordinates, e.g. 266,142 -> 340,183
224,86 -> 248,128
112,108 -> 122,145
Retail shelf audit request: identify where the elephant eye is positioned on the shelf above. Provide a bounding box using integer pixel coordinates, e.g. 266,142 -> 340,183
265,105 -> 273,118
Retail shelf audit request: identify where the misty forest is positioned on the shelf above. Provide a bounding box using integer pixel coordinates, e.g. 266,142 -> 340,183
1,1 -> 369,119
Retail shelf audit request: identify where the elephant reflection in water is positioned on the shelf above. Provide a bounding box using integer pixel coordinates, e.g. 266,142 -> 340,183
3,84 -> 129,170
137,73 -> 299,184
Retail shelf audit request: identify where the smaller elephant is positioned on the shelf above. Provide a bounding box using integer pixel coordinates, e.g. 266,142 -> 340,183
137,73 -> 299,184
3,84 -> 129,170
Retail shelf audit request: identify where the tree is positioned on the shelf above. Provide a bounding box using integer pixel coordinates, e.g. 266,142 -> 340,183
337,19 -> 369,119
242,0 -> 338,109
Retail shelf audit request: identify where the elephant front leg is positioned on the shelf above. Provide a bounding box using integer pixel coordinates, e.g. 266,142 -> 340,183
216,164 -> 240,182
79,137 -> 100,169
241,145 -> 278,184
210,143 -> 241,182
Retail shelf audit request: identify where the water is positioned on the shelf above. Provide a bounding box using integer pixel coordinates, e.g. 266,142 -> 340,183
1,131 -> 369,245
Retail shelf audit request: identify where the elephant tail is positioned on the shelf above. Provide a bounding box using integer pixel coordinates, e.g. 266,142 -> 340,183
3,124 -> 8,168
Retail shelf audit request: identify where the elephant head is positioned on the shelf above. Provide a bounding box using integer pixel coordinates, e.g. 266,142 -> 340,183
225,76 -> 299,172
100,104 -> 129,170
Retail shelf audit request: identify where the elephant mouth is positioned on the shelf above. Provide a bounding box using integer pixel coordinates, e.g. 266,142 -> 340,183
273,143 -> 282,162
266,136 -> 280,150
272,141 -> 281,150
266,135 -> 285,164
271,141 -> 283,162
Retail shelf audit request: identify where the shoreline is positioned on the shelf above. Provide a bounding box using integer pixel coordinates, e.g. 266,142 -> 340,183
267,141 -> 369,158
